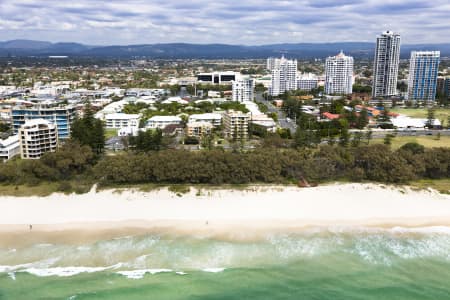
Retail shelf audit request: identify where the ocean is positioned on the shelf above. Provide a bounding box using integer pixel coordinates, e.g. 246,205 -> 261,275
1,227 -> 450,299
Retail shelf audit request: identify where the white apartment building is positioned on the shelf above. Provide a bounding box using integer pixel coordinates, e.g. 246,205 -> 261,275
232,78 -> 255,102
297,73 -> 319,91
269,56 -> 298,96
188,113 -> 222,127
146,116 -> 182,129
223,110 -> 250,140
266,57 -> 277,71
105,113 -> 141,129
186,121 -> 213,138
325,51 -> 354,95
19,119 -> 58,159
407,51 -> 440,102
0,135 -> 20,161
373,31 -> 401,98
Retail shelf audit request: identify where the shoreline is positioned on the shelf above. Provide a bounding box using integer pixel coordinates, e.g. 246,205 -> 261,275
0,183 -> 449,244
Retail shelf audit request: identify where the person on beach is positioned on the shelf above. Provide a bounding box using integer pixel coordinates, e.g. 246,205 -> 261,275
29,224 -> 32,231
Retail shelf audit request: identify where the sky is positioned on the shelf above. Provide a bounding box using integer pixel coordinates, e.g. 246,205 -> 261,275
0,0 -> 449,45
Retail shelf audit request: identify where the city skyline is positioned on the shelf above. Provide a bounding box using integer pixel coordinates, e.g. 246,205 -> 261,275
1,1 -> 450,45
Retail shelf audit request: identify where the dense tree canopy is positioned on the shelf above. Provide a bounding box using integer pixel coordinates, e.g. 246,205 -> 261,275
71,105 -> 105,154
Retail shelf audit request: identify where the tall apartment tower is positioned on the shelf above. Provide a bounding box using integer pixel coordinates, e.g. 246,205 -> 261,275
325,51 -> 354,95
232,77 -> 255,102
407,51 -> 440,103
269,56 -> 297,96
372,31 -> 401,99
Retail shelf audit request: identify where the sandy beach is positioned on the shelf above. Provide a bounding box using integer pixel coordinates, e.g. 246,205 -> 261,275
1,183 -> 450,241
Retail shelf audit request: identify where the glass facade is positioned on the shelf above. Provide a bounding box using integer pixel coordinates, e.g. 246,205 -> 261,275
12,106 -> 76,140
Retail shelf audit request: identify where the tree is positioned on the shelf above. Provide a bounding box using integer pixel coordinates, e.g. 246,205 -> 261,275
71,104 -> 105,155
355,109 -> 369,129
351,132 -> 363,147
426,108 -> 435,128
338,119 -> 350,148
339,127 -> 350,147
383,134 -> 394,146
129,129 -> 163,151
400,142 -> 425,154
365,130 -> 373,145
377,104 -> 393,129
0,122 -> 10,133
201,134 -> 214,150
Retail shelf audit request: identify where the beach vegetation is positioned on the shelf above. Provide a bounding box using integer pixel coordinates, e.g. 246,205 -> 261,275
0,140 -> 449,194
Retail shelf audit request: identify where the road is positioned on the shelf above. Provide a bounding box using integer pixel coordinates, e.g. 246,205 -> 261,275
255,91 -> 297,133
255,92 -> 450,138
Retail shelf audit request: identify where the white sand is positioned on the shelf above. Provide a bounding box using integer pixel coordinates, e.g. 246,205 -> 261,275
1,183 -> 450,231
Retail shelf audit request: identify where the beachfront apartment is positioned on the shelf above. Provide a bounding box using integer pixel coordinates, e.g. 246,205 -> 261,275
105,113 -> 141,129
146,116 -> 183,129
0,134 -> 20,161
19,119 -> 58,159
12,105 -> 76,140
186,121 -> 213,138
223,110 -> 249,140
188,113 -> 222,127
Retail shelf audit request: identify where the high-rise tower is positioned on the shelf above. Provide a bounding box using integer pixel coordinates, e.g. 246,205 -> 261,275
372,31 -> 401,99
407,51 -> 440,103
325,51 -> 354,95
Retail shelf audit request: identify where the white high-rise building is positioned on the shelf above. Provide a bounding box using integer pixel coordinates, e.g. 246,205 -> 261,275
372,31 -> 401,99
266,57 -> 276,71
268,56 -> 297,96
325,51 -> 354,95
296,73 -> 318,91
232,77 -> 255,102
407,51 -> 440,103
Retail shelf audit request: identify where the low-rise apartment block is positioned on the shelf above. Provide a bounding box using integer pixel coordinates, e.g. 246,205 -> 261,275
223,110 -> 249,140
19,119 -> 58,159
188,113 -> 222,127
0,135 -> 20,161
105,113 -> 141,129
186,121 -> 213,138
146,116 -> 182,129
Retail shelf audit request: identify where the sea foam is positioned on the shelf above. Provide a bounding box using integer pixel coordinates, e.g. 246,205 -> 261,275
117,269 -> 173,279
202,268 -> 225,273
23,266 -> 109,277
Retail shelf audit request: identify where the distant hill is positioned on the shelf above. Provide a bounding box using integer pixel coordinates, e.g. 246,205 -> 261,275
1,40 -> 450,59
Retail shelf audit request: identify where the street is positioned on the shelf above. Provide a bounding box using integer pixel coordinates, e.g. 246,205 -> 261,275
255,91 -> 298,133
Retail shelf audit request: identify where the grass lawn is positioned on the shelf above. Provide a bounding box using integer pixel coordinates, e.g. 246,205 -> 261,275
105,128 -> 118,139
0,183 -> 60,197
409,179 -> 450,194
370,135 -> 450,149
390,108 -> 450,126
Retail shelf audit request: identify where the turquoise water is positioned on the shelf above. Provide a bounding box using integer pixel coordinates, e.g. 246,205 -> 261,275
1,227 -> 450,299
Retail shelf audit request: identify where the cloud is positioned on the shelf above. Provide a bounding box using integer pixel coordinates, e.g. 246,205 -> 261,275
0,0 -> 449,45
